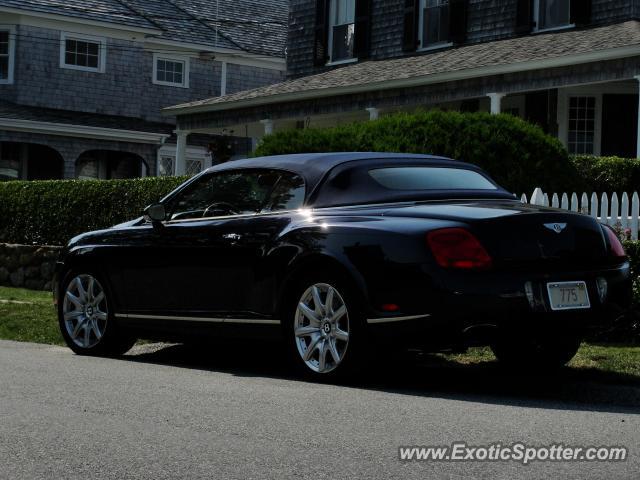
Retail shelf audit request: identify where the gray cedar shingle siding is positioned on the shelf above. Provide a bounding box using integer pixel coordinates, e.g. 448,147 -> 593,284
173,21 -> 640,112
3,24 -> 283,124
286,0 -> 639,79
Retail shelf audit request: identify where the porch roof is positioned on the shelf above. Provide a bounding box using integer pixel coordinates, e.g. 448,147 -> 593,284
165,20 -> 640,116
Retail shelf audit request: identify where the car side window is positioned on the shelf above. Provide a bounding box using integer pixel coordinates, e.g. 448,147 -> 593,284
167,170 -> 279,220
263,173 -> 305,212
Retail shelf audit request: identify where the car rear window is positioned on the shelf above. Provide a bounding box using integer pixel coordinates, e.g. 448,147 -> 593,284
368,167 -> 497,191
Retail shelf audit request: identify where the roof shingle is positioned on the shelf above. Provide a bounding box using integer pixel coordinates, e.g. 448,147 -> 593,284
166,20 -> 640,113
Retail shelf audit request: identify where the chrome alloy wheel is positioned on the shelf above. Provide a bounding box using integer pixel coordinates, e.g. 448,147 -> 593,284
62,274 -> 108,349
294,283 -> 350,373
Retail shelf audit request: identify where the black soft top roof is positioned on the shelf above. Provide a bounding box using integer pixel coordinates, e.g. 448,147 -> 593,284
204,152 -> 513,207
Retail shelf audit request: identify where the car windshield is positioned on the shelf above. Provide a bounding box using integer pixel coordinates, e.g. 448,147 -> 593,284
368,167 -> 498,191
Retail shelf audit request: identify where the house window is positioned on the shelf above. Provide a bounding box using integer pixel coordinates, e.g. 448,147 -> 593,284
158,155 -> 175,177
536,0 -> 570,30
419,0 -> 450,48
186,158 -> 204,176
60,32 -> 106,72
568,96 -> 595,154
153,54 -> 189,88
0,26 -> 15,84
328,0 -> 355,62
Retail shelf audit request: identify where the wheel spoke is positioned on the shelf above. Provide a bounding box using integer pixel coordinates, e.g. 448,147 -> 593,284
311,286 -> 324,315
72,318 -> 86,338
325,287 -> 334,315
75,277 -> 87,303
295,325 -> 320,337
334,327 -> 349,342
327,338 -> 340,364
332,305 -> 347,322
65,291 -> 82,309
83,322 -> 91,347
64,310 -> 83,321
87,277 -> 95,302
94,311 -> 107,322
303,335 -> 322,361
318,340 -> 328,371
298,302 -> 320,325
90,318 -> 102,339
93,291 -> 105,306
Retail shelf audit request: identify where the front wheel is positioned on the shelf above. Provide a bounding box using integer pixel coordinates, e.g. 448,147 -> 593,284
284,276 -> 364,379
58,272 -> 136,356
491,331 -> 582,371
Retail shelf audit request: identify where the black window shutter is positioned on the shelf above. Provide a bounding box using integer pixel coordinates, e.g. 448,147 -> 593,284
402,0 -> 419,52
515,0 -> 533,34
313,0 -> 330,66
448,0 -> 468,44
354,0 -> 373,59
570,0 -> 591,26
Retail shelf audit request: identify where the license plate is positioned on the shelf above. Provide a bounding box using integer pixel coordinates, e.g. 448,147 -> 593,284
547,281 -> 590,311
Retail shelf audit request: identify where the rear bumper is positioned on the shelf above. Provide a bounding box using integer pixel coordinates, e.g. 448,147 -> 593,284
366,261 -> 632,348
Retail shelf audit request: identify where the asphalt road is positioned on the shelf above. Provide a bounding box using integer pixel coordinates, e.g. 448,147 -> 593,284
0,339 -> 638,479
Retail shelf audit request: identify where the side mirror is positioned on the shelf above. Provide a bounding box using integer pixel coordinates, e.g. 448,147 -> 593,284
144,203 -> 166,223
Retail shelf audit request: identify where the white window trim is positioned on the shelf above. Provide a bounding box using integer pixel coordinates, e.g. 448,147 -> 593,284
557,89 -> 602,156
533,0 -> 572,33
60,31 -> 106,73
327,0 -> 356,64
0,25 -> 16,85
417,0 -> 451,50
152,53 -> 190,88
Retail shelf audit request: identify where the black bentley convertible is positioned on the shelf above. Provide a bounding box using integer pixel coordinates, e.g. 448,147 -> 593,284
55,153 -> 632,378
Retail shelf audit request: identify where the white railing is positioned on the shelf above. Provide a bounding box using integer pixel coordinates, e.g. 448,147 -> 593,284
521,188 -> 640,241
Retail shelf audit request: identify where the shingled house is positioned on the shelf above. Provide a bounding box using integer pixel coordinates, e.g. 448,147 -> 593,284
166,0 -> 640,168
0,0 -> 287,180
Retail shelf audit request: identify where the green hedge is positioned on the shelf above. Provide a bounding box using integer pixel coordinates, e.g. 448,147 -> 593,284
0,176 -> 187,246
570,155 -> 640,194
255,110 -> 573,194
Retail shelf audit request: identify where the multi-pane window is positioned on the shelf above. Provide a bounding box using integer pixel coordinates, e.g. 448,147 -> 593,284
328,0 -> 355,62
154,56 -> 189,87
186,158 -> 204,176
419,0 -> 450,48
158,156 -> 175,177
65,39 -> 99,69
567,96 -> 595,155
537,0 -> 570,30
0,28 -> 15,83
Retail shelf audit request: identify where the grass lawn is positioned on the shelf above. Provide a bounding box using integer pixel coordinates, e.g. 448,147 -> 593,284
0,286 -> 62,345
0,286 -> 639,381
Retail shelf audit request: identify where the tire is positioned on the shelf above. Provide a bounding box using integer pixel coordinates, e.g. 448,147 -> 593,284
58,270 -> 136,356
490,331 -> 581,371
283,272 -> 366,380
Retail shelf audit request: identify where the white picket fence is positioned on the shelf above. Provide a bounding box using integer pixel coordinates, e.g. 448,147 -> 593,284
521,188 -> 640,240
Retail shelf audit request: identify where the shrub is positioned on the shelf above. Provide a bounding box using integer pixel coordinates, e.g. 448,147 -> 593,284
255,110 -> 573,194
570,155 -> 640,194
0,176 -> 187,246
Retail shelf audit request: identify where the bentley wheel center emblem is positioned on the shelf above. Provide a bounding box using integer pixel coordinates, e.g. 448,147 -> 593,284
544,223 -> 567,233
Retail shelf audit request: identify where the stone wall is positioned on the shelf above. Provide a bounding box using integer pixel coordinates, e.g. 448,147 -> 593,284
0,244 -> 62,291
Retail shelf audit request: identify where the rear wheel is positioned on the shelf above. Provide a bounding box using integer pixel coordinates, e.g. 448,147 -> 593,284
491,331 -> 581,371
58,272 -> 136,356
284,275 -> 365,380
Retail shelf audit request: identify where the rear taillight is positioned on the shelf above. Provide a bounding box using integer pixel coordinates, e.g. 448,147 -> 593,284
426,228 -> 492,270
603,226 -> 626,257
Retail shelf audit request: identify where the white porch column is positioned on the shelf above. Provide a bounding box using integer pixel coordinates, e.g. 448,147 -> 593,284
174,130 -> 189,176
220,61 -> 227,96
260,119 -> 274,136
635,75 -> 640,157
487,92 -> 506,115
365,107 -> 379,120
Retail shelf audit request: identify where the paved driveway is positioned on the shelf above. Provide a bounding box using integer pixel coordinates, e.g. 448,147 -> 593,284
0,339 -> 638,479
